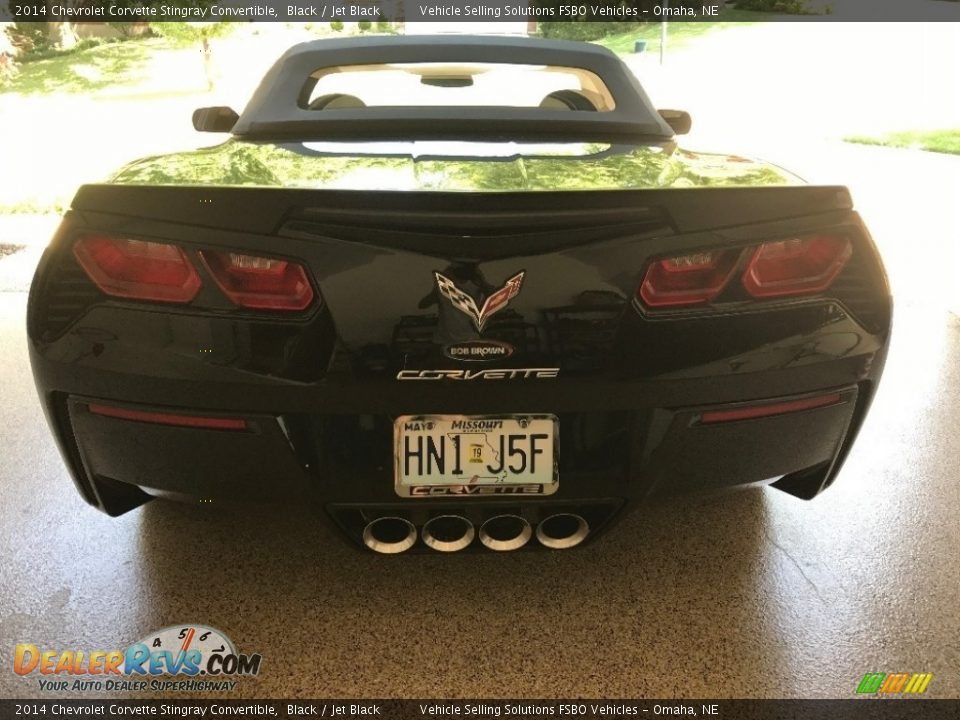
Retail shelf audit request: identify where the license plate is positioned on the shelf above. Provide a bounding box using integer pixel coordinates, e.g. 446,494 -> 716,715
394,414 -> 558,498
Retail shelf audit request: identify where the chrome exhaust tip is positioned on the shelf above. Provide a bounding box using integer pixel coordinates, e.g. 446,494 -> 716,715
362,516 -> 417,554
536,513 -> 589,550
479,514 -> 532,552
422,515 -> 475,553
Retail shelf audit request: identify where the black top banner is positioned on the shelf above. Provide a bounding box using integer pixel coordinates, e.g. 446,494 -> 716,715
2,699 -> 960,720
3,0 -> 960,23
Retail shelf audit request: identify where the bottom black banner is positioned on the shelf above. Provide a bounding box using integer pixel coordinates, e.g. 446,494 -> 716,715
2,699 -> 959,720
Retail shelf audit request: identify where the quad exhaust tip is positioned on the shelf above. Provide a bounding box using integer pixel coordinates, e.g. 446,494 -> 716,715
536,513 -> 590,550
363,516 -> 417,554
422,514 -> 475,553
479,514 -> 532,552
362,512 -> 589,554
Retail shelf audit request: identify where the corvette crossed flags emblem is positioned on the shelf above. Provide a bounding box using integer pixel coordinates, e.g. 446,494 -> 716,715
434,271 -> 525,333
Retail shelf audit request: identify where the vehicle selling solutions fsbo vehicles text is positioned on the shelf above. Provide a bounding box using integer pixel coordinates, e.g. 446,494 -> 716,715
413,4 -> 721,19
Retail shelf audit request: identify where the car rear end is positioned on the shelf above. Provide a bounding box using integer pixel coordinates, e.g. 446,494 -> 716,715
26,36 -> 891,553
28,180 -> 890,553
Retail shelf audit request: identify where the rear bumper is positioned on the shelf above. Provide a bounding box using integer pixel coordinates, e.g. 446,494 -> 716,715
42,379 -> 867,550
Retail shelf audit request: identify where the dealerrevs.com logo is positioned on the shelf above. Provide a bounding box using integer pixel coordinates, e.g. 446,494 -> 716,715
14,625 -> 262,692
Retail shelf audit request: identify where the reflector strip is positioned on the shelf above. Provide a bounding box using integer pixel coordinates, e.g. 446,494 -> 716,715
699,393 -> 843,424
87,404 -> 247,430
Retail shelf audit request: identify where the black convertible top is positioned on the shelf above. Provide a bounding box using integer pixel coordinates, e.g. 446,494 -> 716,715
232,35 -> 674,143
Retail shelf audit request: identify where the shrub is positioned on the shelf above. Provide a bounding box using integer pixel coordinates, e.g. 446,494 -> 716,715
0,53 -> 18,84
357,20 -> 372,32
539,21 -> 638,42
731,0 -> 813,12
108,21 -> 152,40
4,22 -> 50,56
330,20 -> 344,32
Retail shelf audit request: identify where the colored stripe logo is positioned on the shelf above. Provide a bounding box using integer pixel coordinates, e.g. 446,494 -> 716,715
856,672 -> 933,695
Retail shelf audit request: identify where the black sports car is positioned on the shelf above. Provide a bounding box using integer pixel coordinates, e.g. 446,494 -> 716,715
28,36 -> 891,553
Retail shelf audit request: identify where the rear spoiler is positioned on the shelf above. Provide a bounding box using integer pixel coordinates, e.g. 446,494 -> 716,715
72,186 -> 853,237
231,35 -> 674,143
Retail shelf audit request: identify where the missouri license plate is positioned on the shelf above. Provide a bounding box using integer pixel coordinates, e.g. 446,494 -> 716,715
394,414 -> 558,498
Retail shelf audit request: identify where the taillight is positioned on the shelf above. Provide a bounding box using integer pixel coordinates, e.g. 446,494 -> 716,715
73,235 -> 201,304
638,249 -> 740,308
199,250 -> 314,311
742,234 -> 851,298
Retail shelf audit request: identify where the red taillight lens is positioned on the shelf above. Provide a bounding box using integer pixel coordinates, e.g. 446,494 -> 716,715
73,235 -> 201,304
742,234 -> 851,298
200,250 -> 314,311
639,249 -> 740,308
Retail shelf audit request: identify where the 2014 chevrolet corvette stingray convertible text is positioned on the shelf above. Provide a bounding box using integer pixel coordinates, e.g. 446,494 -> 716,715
28,36 -> 891,553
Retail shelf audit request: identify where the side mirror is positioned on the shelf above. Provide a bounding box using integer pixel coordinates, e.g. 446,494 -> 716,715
192,106 -> 239,133
659,109 -> 692,136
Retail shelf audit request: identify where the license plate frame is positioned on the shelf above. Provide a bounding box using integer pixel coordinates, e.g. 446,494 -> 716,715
393,413 -> 559,498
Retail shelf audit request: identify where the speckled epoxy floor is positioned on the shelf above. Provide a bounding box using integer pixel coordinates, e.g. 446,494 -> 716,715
0,286 -> 958,699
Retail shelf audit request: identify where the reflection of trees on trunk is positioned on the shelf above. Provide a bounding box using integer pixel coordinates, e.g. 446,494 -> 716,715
672,165 -> 793,188
109,141 -> 800,191
112,143 -> 282,186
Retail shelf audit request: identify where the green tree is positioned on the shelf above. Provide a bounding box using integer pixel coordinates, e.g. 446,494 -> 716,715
730,0 -> 812,12
148,2 -> 237,90
3,1 -> 51,56
108,1 -> 151,38
536,1 -> 704,40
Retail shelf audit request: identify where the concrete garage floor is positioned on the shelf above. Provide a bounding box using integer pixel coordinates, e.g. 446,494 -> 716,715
1,245 -> 959,698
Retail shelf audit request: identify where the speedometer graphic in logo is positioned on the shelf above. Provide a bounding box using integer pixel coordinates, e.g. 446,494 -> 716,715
137,624 -> 234,656
129,624 -> 236,675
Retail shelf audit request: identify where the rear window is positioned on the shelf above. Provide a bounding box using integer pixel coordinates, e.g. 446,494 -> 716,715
301,62 -> 616,112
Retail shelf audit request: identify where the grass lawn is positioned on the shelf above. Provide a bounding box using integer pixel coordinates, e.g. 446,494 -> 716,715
845,129 -> 960,156
2,37 -> 208,98
0,36 -> 223,216
594,10 -> 775,54
0,25 -> 330,217
4,40 -> 156,96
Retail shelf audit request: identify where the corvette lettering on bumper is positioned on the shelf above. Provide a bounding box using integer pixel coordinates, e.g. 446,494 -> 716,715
396,368 -> 560,380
